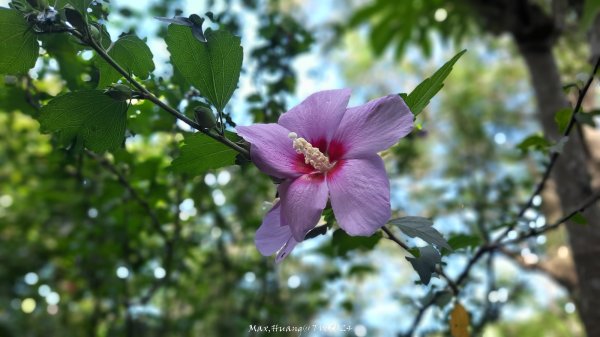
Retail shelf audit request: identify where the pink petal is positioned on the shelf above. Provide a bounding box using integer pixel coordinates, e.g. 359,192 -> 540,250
332,94 -> 413,159
255,202 -> 293,256
278,89 -> 351,144
236,123 -> 309,179
327,156 -> 391,236
279,174 -> 329,241
276,237 -> 299,263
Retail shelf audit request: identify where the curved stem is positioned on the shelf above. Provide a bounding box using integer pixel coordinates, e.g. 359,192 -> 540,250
72,29 -> 250,159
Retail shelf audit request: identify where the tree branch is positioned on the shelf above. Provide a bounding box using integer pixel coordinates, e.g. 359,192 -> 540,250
86,150 -> 167,239
496,55 -> 600,242
381,225 -> 411,252
69,28 -> 250,159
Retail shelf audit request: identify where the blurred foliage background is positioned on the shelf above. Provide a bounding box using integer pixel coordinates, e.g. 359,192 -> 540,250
1,0 -> 599,336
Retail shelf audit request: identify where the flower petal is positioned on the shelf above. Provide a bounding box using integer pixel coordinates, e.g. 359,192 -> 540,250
279,174 -> 329,241
278,88 -> 351,144
332,94 -> 413,159
255,202 -> 293,256
236,123 -> 306,179
276,237 -> 299,263
327,156 -> 391,236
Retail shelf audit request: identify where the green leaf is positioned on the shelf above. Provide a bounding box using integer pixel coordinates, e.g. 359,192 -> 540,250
171,132 -> 238,175
447,234 -> 481,251
406,245 -> 441,285
571,212 -> 588,225
0,8 -> 39,74
55,0 -> 93,13
347,264 -> 375,276
390,216 -> 451,250
96,35 -> 155,88
582,0 -> 600,30
331,229 -> 381,257
517,134 -> 551,152
166,25 -> 243,112
39,90 -> 128,152
554,108 -> 572,134
404,49 -> 466,116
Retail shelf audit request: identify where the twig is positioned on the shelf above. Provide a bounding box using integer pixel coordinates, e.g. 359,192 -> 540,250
496,56 -> 600,242
504,190 -> 600,245
68,28 -> 250,159
86,150 -> 167,239
382,226 -> 411,252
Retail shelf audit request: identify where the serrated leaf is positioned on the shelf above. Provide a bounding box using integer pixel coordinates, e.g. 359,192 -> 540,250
96,35 -> 155,88
450,302 -> 470,337
405,49 -> 466,116
554,108 -> 572,134
166,25 -> 243,112
448,234 -> 481,251
571,212 -> 588,225
0,8 -> 39,74
390,216 -> 451,250
39,90 -> 128,152
171,132 -> 238,175
406,245 -> 441,285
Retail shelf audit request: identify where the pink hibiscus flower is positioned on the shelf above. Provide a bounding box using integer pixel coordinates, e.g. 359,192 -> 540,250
237,89 -> 413,262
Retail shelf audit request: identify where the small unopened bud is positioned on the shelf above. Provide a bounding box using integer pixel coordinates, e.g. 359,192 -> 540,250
104,84 -> 133,101
194,106 -> 217,129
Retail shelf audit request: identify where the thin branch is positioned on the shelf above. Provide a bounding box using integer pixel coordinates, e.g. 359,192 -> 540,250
140,176 -> 185,304
504,190 -> 600,245
86,150 -> 167,239
69,29 -> 250,159
381,226 -> 411,252
436,267 -> 459,295
496,56 -> 600,242
402,291 -> 443,337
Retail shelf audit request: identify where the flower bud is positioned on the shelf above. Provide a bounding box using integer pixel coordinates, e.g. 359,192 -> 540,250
104,84 -> 133,101
194,106 -> 217,129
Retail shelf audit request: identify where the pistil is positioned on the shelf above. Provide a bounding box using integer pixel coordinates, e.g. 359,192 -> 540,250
288,132 -> 334,172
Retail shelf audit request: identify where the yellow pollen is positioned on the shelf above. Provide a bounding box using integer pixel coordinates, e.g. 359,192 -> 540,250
288,132 -> 334,172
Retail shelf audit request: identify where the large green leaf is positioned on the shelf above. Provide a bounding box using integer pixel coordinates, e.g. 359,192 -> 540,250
406,245 -> 441,285
96,35 -> 155,88
166,25 -> 243,112
171,132 -> 238,175
54,0 -> 93,13
404,49 -> 466,116
0,8 -> 39,74
39,90 -> 128,152
390,216 -> 451,250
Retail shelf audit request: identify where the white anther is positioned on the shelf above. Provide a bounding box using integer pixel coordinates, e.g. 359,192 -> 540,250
288,132 -> 298,140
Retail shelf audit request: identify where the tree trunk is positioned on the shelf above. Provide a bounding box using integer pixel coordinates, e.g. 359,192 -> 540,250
519,42 -> 600,337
